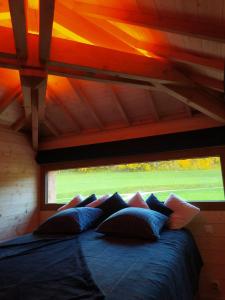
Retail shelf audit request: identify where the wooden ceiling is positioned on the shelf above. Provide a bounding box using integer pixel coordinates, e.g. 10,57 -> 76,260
0,0 -> 224,151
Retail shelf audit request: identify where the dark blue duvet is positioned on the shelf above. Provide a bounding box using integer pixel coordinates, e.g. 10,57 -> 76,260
0,229 -> 202,300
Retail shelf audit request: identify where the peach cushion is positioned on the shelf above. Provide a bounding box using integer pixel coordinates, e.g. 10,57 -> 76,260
128,192 -> 149,209
57,195 -> 83,212
87,195 -> 109,208
164,194 -> 200,229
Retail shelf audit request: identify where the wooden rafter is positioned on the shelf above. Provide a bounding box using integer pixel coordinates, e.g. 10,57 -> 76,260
50,38 -> 189,85
161,85 -> 225,123
39,115 -> 222,150
151,45 -> 224,71
0,87 -> 21,114
54,3 -> 138,55
111,86 -> 130,126
39,0 -> 55,63
191,74 -> 224,93
146,91 -> 159,121
68,79 -> 104,129
8,0 -> 27,60
70,2 -> 225,43
0,40 -> 222,94
11,115 -> 27,131
47,90 -> 82,133
43,116 -> 61,137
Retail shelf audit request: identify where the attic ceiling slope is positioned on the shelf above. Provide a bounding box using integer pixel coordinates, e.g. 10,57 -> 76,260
0,0 -> 224,151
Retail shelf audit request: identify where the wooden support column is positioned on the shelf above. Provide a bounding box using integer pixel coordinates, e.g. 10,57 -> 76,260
20,75 -> 47,119
20,75 -> 47,149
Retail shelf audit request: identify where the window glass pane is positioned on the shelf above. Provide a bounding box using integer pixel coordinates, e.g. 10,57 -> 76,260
47,156 -> 224,203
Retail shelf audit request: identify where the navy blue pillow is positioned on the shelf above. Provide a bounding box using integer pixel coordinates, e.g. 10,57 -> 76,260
96,207 -> 168,240
35,207 -> 102,234
75,194 -> 97,207
146,193 -> 173,217
96,192 -> 128,220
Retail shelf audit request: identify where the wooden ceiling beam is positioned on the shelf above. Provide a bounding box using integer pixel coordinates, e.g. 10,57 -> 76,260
68,79 -> 104,130
111,86 -> 130,126
0,87 -> 21,114
71,2 -> 225,43
160,85 -> 225,123
48,64 -> 155,90
8,0 -> 27,60
39,115 -> 222,150
50,38 -> 190,85
151,45 -> 224,71
39,0 -> 55,63
54,3 -> 138,55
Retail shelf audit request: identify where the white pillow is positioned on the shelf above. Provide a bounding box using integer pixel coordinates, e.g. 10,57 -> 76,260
87,195 -> 109,207
57,195 -> 83,211
164,194 -> 200,229
128,192 -> 149,209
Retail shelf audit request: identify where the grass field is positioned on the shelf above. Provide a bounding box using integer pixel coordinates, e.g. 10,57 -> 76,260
54,169 -> 225,203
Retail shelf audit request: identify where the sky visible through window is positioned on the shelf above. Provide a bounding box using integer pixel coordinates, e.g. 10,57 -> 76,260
47,157 -> 225,203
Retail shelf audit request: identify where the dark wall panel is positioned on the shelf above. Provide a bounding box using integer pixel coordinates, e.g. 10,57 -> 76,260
37,126 -> 225,164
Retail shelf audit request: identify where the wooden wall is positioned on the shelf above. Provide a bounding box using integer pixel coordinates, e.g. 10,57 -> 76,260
0,128 -> 40,241
188,211 -> 225,300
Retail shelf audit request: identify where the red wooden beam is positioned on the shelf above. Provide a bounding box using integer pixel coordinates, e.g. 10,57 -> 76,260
70,2 -> 225,43
49,38 -> 189,85
39,0 -> 55,63
8,0 -> 27,60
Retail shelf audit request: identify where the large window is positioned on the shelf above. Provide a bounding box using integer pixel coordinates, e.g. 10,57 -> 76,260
46,156 -> 225,204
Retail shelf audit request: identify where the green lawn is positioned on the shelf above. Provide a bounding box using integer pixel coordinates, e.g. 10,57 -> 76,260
54,169 -> 225,203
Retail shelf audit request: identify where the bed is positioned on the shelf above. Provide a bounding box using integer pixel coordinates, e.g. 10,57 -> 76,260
0,228 -> 202,300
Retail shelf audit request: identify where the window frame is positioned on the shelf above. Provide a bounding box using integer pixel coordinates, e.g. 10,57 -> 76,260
40,146 -> 225,211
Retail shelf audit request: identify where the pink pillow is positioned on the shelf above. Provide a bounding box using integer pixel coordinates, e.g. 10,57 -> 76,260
164,194 -> 200,229
128,192 -> 149,209
87,195 -> 109,207
57,195 -> 83,212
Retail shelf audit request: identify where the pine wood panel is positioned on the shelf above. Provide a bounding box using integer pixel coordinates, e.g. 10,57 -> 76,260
0,128 -> 40,241
187,211 -> 225,300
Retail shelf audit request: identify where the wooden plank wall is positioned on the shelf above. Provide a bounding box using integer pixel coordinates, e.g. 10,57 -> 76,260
39,210 -> 225,300
188,211 -> 225,300
0,128 -> 40,241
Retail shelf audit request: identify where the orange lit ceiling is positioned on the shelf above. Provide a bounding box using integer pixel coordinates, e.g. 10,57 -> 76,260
0,0 -> 224,151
